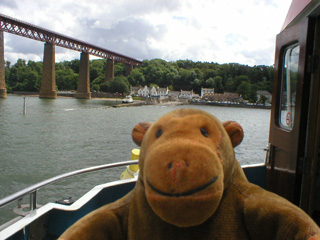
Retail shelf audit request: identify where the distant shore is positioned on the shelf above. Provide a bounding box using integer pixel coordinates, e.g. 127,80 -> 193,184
8,92 -> 123,101
189,102 -> 271,109
7,92 -> 270,109
7,92 -> 186,107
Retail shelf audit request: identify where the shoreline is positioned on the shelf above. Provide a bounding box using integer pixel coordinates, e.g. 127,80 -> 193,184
8,92 -> 124,101
6,92 -> 271,109
189,102 -> 271,110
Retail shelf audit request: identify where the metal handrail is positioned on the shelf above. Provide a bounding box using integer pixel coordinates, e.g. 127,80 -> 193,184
0,160 -> 139,209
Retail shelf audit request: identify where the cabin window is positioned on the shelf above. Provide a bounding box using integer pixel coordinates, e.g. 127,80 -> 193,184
279,44 -> 299,130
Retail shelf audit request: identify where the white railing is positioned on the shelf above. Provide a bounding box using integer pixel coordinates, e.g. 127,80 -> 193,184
0,160 -> 139,211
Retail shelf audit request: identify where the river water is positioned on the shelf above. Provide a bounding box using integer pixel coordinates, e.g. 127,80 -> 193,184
0,95 -> 270,224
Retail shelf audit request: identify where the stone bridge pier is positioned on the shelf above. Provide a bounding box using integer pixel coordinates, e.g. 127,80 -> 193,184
105,59 -> 114,82
125,64 -> 133,76
0,31 -> 7,98
76,52 -> 91,99
39,42 -> 57,99
105,59 -> 133,81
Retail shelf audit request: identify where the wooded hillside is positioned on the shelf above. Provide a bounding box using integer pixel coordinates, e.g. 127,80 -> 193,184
4,58 -> 274,102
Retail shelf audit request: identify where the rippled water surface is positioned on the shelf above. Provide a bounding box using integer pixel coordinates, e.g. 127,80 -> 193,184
0,95 -> 270,224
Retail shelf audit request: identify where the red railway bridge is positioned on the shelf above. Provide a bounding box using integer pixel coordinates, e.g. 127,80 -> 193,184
0,13 -> 142,99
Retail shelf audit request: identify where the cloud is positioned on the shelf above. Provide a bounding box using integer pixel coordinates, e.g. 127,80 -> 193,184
75,16 -> 167,60
0,0 -> 18,9
1,0 -> 292,66
5,34 -> 43,55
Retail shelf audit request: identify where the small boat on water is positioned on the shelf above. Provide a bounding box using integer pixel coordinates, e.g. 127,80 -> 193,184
122,95 -> 133,103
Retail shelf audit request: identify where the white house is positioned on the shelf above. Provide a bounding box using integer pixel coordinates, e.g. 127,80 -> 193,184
157,87 -> 169,97
131,85 -> 195,102
138,86 -> 150,97
150,86 -> 158,96
132,85 -> 170,98
130,86 -> 140,96
201,88 -> 215,98
180,90 -> 194,100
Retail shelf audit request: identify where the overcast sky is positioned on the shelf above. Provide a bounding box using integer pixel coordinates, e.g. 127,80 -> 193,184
1,0 -> 292,66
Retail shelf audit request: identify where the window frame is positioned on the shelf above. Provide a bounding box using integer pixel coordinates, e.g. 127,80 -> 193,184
279,43 -> 300,130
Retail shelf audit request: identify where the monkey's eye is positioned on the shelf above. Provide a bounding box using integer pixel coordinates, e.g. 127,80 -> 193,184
156,129 -> 163,138
200,128 -> 209,137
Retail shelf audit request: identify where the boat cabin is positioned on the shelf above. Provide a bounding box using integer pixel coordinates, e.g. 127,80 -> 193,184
266,0 -> 320,222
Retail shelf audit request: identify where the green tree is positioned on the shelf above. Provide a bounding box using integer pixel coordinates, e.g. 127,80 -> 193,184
90,59 -> 105,82
205,78 -> 215,88
176,59 -> 195,69
56,67 -> 78,90
114,63 -> 126,76
141,59 -> 179,87
21,67 -> 41,91
92,84 -> 100,92
237,81 -> 252,100
67,60 -> 80,74
214,76 -> 224,93
224,77 -> 235,92
259,95 -> 268,105
108,76 -> 130,94
4,57 -> 275,96
7,59 -> 41,91
191,78 -> 203,93
92,75 -> 105,87
100,82 -> 108,92
128,68 -> 145,86
176,68 -> 196,90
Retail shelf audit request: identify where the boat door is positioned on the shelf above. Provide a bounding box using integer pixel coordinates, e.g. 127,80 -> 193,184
266,15 -> 320,218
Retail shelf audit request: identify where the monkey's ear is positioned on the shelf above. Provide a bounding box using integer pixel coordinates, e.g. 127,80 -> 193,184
132,122 -> 152,146
222,121 -> 244,148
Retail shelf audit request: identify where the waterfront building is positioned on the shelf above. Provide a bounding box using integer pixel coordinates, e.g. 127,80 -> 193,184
168,91 -> 180,101
204,92 -> 243,103
138,86 -> 150,97
179,90 -> 194,101
256,90 -> 272,103
201,88 -> 215,98
131,85 -> 194,102
130,86 -> 140,96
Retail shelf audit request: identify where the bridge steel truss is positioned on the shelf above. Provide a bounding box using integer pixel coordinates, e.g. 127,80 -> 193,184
0,13 -> 141,66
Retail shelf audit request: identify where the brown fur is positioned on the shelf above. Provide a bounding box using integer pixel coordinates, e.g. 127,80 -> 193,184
59,108 -> 320,240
